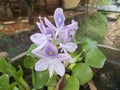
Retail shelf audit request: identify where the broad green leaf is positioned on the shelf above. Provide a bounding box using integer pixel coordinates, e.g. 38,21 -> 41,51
85,48 -> 106,68
23,56 -> 36,69
0,74 -> 9,90
35,70 -> 49,89
72,63 -> 93,85
46,74 -> 57,86
63,75 -> 79,90
81,38 -> 98,52
0,57 -> 16,76
26,44 -> 37,57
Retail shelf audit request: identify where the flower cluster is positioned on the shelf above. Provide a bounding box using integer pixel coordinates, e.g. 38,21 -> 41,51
30,8 -> 78,77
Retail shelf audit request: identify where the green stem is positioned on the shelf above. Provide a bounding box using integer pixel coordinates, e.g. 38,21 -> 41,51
15,77 -> 31,90
32,68 -> 35,88
48,86 -> 54,90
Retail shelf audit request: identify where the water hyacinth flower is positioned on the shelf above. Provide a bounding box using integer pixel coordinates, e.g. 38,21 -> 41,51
30,7 -> 78,77
30,16 -> 54,50
44,8 -> 78,43
33,43 -> 72,77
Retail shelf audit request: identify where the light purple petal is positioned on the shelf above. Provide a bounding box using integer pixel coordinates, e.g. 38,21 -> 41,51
35,59 -> 49,71
57,53 -> 73,63
48,60 -> 55,77
46,27 -> 55,39
63,22 -> 78,32
54,8 -> 65,28
44,17 -> 56,31
30,33 -> 47,46
54,60 -> 65,77
71,20 -> 78,30
36,16 -> 47,34
57,53 -> 69,60
60,42 -> 77,52
32,47 -> 47,58
58,29 -> 69,43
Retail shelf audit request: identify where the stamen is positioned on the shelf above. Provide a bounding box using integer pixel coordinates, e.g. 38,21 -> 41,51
48,51 -> 53,56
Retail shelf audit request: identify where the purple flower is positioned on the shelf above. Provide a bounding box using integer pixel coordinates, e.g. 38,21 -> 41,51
30,33 -> 52,50
44,8 -> 78,43
30,16 -> 54,50
33,43 -> 72,77
30,8 -> 78,78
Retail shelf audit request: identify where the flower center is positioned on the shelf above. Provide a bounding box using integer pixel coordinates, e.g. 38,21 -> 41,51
48,51 -> 53,56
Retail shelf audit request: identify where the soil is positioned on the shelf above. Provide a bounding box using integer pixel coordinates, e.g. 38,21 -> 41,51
104,13 -> 120,49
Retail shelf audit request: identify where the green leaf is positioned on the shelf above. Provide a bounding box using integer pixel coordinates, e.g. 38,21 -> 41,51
26,44 -> 37,57
72,63 -> 93,85
0,74 -> 9,90
12,87 -> 19,90
0,57 -> 16,76
9,82 -> 18,90
35,70 -> 49,89
63,75 -> 79,90
81,38 -> 98,52
13,66 -> 30,90
23,56 -> 36,69
46,74 -> 57,86
85,48 -> 106,68
13,66 -> 23,79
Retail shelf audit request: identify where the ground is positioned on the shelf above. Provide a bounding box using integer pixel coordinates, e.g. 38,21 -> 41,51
104,13 -> 120,49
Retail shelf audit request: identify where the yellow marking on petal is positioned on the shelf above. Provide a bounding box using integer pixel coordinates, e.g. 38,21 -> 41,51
49,51 -> 53,56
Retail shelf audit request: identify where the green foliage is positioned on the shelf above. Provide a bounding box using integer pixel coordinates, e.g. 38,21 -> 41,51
72,63 -> 93,85
46,74 -> 57,86
82,38 -> 106,68
85,49 -> 106,68
0,57 -> 30,90
0,36 -> 106,90
26,44 -> 37,58
0,74 -> 9,90
63,75 -> 79,90
81,38 -> 98,52
23,56 -> 36,69
34,71 -> 49,89
75,11 -> 108,43
0,74 -> 19,90
0,57 -> 16,76
68,38 -> 106,87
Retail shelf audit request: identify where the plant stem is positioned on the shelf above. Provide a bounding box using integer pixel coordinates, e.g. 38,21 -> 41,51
48,86 -> 54,90
16,77 -> 31,90
32,68 -> 35,88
